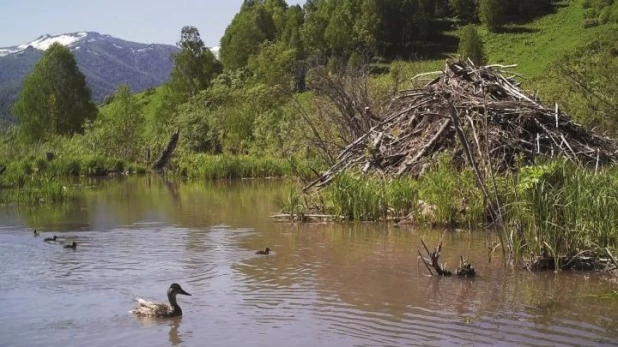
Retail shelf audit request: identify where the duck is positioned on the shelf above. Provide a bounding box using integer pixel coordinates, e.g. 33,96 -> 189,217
33,229 -> 39,237
256,247 -> 271,255
131,283 -> 191,317
64,241 -> 77,249
44,235 -> 57,242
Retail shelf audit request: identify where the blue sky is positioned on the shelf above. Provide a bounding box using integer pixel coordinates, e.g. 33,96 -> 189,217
0,0 -> 306,48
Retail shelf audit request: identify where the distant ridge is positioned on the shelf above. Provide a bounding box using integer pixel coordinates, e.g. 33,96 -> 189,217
0,31 -> 183,122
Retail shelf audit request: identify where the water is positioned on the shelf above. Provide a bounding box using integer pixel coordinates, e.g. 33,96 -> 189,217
0,176 -> 617,347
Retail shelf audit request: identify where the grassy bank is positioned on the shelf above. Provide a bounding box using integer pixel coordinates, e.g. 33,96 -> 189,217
0,155 -> 146,204
283,159 -> 618,260
173,153 -> 319,180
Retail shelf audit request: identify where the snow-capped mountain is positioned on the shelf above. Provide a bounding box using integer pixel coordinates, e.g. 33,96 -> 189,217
0,32 -> 181,122
0,32 -> 89,56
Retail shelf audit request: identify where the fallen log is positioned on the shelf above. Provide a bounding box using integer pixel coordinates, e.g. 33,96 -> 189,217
152,130 -> 179,172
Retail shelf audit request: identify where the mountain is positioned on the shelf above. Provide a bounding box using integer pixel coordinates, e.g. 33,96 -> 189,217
0,32 -> 180,122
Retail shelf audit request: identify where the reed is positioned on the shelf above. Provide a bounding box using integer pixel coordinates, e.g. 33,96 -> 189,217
507,160 -> 618,260
290,157 -> 618,260
0,178 -> 72,204
174,154 -> 316,180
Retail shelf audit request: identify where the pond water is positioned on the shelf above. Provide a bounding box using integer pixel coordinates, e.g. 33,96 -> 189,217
0,176 -> 617,347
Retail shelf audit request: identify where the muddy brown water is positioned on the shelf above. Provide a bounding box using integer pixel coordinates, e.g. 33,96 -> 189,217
0,177 -> 617,347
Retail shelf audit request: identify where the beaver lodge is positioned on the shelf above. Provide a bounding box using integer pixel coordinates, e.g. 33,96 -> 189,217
298,60 -> 618,274
305,60 -> 618,191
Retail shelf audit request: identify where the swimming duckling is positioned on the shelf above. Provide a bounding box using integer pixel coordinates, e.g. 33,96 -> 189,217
44,235 -> 57,242
64,241 -> 77,249
256,247 -> 271,255
131,283 -> 191,317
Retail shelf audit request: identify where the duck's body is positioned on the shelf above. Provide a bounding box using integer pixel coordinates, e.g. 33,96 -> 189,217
256,247 -> 271,255
64,241 -> 77,249
132,283 -> 191,317
44,235 -> 57,242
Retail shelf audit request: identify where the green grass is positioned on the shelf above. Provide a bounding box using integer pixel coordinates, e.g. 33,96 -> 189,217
288,158 -> 618,262
482,0 -> 616,77
173,153 -> 318,180
382,0 -> 616,81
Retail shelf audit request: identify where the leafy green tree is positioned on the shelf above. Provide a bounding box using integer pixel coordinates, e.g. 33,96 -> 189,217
168,26 -> 222,101
13,43 -> 97,143
301,0 -> 333,54
354,0 -> 380,52
281,5 -> 305,51
248,41 -> 297,94
92,84 -> 145,160
220,4 -> 276,70
479,0 -> 504,32
264,0 -> 289,37
458,25 -> 486,65
324,0 -> 355,56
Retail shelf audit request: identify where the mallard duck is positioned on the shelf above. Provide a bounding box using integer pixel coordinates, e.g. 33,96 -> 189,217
131,283 -> 191,317
44,235 -> 57,242
64,241 -> 77,249
256,247 -> 271,255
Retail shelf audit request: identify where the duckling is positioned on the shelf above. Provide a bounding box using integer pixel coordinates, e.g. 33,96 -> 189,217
64,241 -> 77,249
131,283 -> 191,317
256,247 -> 271,255
44,235 -> 57,242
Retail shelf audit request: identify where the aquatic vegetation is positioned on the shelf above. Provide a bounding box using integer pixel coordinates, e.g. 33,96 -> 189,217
173,154 -> 317,180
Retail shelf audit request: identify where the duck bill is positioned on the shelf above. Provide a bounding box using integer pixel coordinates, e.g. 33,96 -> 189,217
180,290 -> 191,296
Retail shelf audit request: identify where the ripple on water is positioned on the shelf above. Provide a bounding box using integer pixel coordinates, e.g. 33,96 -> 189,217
2,194 -> 618,347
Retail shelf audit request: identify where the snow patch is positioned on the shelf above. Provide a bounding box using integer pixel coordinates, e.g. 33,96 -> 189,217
28,32 -> 88,50
112,43 -> 123,49
0,32 -> 89,56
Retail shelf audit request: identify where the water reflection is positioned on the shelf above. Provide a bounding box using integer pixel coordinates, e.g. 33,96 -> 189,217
1,177 -> 617,346
134,316 -> 184,346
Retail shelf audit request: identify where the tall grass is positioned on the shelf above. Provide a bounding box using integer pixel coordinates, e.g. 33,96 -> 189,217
0,178 -> 71,204
0,155 -> 146,204
287,157 -> 618,260
174,154 -> 318,180
506,160 -> 618,259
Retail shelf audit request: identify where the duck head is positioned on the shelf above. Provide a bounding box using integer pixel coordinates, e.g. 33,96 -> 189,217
168,283 -> 191,297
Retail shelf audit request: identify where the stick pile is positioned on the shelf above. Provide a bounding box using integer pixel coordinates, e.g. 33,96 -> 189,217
305,60 -> 618,190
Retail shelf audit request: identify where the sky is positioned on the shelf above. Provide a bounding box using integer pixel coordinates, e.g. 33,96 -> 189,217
0,0 -> 306,48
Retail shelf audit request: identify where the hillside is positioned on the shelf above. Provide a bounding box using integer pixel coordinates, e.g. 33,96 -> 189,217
0,32 -> 180,122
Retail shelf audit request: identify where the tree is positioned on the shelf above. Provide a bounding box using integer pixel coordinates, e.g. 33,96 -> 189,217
354,0 -> 380,53
220,4 -> 276,70
248,41 -> 297,94
92,84 -> 145,160
12,43 -> 97,143
479,0 -> 504,32
168,26 -> 222,101
458,25 -> 486,65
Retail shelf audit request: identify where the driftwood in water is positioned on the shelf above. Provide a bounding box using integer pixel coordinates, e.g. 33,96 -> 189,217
152,130 -> 179,172
418,238 -> 452,276
456,256 -> 476,277
305,60 -> 618,191
418,237 -> 477,277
